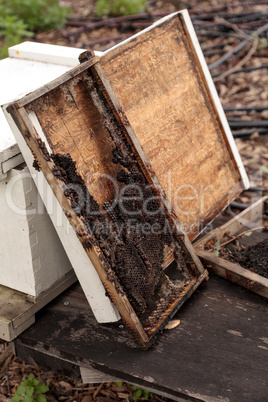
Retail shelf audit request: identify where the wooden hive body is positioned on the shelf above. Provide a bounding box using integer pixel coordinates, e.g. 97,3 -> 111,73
0,165 -> 74,296
195,196 -> 268,298
0,44 -> 83,298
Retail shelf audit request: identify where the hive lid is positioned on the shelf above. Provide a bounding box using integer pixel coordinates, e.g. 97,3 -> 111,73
99,10 -> 249,240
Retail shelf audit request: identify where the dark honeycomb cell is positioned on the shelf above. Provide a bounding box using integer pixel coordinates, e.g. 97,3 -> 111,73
50,79 -> 193,327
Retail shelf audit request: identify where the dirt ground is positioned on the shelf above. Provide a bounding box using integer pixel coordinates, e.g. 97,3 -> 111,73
1,0 -> 268,401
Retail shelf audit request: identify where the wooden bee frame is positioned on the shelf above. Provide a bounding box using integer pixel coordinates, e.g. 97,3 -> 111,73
194,196 -> 268,298
8,54 -> 208,348
99,11 -> 249,240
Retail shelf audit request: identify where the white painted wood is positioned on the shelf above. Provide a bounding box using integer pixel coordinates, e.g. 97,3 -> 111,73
0,165 -> 74,296
0,42 -> 118,323
0,57 -> 73,107
0,108 -> 22,180
8,41 -> 103,67
0,108 -> 18,153
0,270 -> 77,341
80,366 -> 119,384
2,153 -> 24,175
8,41 -> 86,67
28,111 -> 53,154
80,367 -> 189,401
0,168 -> 35,294
0,43 -> 102,178
3,107 -> 120,323
194,196 -> 266,248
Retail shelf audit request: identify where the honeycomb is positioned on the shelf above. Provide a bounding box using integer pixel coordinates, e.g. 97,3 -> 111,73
47,71 -> 197,337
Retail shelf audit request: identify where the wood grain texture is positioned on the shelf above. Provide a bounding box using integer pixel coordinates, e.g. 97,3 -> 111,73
100,14 -> 242,239
196,249 -> 268,299
14,275 -> 268,402
0,270 -> 76,341
28,74 -> 123,205
194,197 -> 268,298
194,197 -> 266,248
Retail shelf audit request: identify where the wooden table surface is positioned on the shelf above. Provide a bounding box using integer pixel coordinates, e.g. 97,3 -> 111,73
14,272 -> 268,402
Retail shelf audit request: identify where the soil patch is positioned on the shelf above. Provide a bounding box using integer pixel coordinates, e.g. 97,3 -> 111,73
231,238 -> 268,278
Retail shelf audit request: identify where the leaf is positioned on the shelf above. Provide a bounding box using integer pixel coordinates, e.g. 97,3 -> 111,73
215,240 -> 221,251
211,240 -> 221,256
133,388 -> 142,400
115,382 -> 123,388
33,379 -> 41,387
212,250 -> 219,257
27,373 -> 35,382
164,319 -> 181,330
36,394 -> 47,402
35,382 -> 49,394
143,389 -> 153,398
260,165 -> 268,174
12,395 -> 21,402
25,386 -> 34,397
244,231 -> 253,237
15,383 -> 26,395
24,395 -> 33,402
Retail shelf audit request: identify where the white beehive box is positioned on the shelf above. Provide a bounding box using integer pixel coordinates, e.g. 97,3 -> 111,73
0,42 -> 85,296
0,43 -> 118,340
0,165 -> 68,295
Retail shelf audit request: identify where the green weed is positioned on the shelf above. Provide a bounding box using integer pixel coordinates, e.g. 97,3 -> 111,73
95,0 -> 147,17
12,373 -> 49,402
0,0 -> 70,58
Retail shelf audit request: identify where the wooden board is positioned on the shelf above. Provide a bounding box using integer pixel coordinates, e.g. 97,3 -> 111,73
100,11 -> 249,240
0,108 -> 23,180
0,42 -> 94,179
7,52 -> 207,348
194,196 -> 268,298
0,270 -> 76,341
13,276 -> 268,402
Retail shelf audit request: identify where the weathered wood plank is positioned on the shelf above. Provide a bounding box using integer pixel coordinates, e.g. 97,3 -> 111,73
15,56 -> 100,108
0,270 -> 77,341
14,276 -> 268,402
194,197 -> 265,247
194,197 -> 268,297
196,249 -> 268,299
